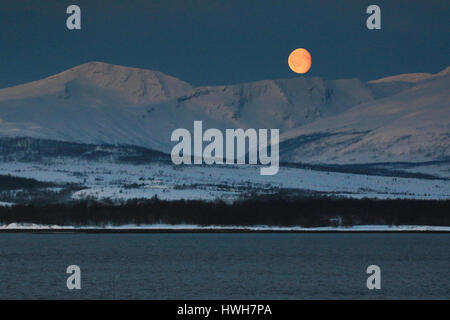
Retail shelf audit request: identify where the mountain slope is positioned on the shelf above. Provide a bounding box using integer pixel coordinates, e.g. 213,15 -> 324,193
367,66 -> 450,99
0,62 -> 448,164
0,61 -> 192,104
170,77 -> 374,132
280,71 -> 450,164
0,62 -> 376,152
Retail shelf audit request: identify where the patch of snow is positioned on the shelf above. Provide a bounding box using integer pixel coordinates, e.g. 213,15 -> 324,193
0,160 -> 448,201
0,223 -> 74,229
1,223 -> 449,232
0,201 -> 14,207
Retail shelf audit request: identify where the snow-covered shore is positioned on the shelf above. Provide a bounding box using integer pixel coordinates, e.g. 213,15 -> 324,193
0,201 -> 13,207
1,223 -> 449,232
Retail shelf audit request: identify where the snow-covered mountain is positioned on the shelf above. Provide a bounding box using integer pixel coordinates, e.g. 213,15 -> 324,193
170,76 -> 374,131
0,61 -> 448,164
0,62 -> 197,151
280,68 -> 450,164
0,61 -> 192,104
0,61 -> 376,153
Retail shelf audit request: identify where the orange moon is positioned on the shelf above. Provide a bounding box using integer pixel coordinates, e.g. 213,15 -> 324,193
288,48 -> 311,74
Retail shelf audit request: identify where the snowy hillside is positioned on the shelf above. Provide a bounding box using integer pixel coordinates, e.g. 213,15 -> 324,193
0,61 -> 192,104
168,77 -> 374,132
0,62 -> 448,165
0,137 -> 448,205
0,158 -> 448,204
0,61 -> 375,153
280,69 -> 450,164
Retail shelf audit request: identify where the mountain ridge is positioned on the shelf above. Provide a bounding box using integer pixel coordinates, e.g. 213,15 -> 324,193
0,61 -> 193,104
0,62 -> 448,164
280,71 -> 450,164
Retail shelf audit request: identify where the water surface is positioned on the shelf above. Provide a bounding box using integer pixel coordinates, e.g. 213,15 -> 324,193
0,233 -> 448,299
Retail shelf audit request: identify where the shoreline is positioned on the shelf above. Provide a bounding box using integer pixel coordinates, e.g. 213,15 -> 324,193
1,229 -> 450,233
1,224 -> 450,233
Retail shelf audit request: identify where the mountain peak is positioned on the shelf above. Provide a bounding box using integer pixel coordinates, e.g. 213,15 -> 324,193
369,66 -> 450,84
369,72 -> 433,84
0,62 -> 192,104
436,66 -> 450,76
49,61 -> 193,104
65,61 -> 155,77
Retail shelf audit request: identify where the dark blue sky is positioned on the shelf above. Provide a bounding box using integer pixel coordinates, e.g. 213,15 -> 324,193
0,0 -> 448,88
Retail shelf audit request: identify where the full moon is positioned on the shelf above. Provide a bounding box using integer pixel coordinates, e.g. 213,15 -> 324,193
288,48 -> 311,74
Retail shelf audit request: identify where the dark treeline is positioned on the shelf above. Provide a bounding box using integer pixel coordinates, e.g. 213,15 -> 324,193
0,174 -> 53,191
0,137 -> 168,162
0,197 -> 449,227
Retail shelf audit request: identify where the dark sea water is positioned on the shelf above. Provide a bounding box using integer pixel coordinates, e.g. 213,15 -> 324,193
0,233 -> 449,299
